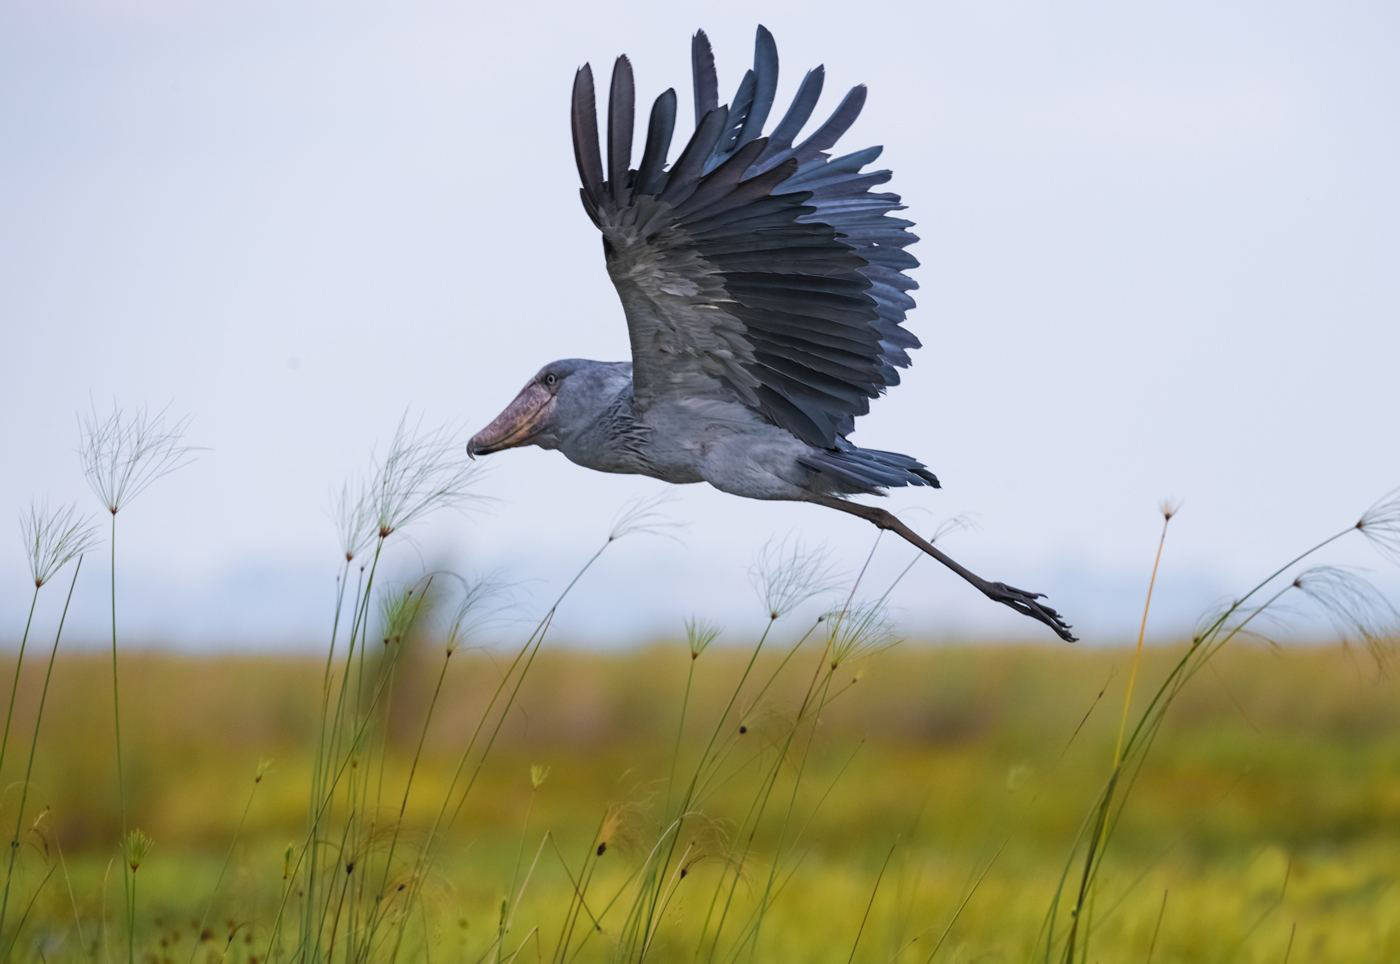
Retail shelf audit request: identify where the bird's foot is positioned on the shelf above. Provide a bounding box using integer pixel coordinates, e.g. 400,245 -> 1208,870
982,582 -> 1077,643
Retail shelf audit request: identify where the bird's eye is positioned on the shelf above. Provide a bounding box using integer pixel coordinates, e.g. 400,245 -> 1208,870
543,372 -> 558,387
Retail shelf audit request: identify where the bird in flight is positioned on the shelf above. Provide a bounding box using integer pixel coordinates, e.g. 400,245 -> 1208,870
468,26 -> 1074,641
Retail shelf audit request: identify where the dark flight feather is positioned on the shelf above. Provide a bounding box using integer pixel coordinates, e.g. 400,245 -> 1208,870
691,30 -> 718,124
637,89 -> 677,196
571,65 -> 605,210
606,57 -> 635,202
738,25 -> 779,145
759,67 -> 824,167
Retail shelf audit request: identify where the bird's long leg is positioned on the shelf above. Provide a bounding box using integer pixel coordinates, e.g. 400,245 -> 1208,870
812,497 -> 1076,642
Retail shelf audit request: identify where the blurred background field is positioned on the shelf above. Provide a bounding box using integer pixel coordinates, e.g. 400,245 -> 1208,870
3,639 -> 1396,961
5,4 -> 1400,961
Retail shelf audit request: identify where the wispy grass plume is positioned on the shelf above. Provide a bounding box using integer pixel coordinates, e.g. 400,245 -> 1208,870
360,415 -> 485,541
78,404 -> 199,516
1295,566 -> 1398,672
20,502 -> 98,589
443,571 -> 513,655
1357,486 -> 1400,565
750,536 -> 840,619
685,617 -> 720,661
825,600 -> 899,670
332,480 -> 377,564
609,492 -> 685,543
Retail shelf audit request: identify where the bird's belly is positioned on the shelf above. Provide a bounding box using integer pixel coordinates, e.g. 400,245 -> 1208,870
624,439 -> 706,485
692,419 -> 815,502
604,398 -> 816,499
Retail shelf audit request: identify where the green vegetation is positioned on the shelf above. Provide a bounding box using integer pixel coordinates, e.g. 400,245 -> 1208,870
2,409 -> 1396,962
0,643 -> 1395,961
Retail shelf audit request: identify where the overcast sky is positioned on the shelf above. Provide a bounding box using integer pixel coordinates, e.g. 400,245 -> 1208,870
2,1 -> 1397,649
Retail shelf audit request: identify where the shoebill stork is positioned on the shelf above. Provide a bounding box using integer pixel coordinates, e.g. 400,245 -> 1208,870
468,26 -> 1075,641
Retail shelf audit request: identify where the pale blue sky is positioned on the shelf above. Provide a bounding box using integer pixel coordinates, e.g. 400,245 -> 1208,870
2,1 -> 1397,647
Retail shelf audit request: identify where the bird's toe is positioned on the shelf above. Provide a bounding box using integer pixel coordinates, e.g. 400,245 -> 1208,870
984,582 -> 1076,643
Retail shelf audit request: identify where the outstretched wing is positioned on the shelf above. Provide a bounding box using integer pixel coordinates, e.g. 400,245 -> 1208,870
570,26 -> 920,449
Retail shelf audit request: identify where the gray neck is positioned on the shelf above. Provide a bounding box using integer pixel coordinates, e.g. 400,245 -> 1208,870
545,362 -> 652,473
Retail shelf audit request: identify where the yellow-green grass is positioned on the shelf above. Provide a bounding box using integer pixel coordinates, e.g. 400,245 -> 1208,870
1,641 -> 1396,962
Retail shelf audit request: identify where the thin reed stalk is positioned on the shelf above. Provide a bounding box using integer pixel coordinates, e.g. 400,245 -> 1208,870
494,776 -> 543,963
636,613 -> 779,961
187,762 -> 268,964
634,533 -> 844,947
0,559 -> 82,950
390,535 -> 621,962
710,656 -> 837,962
847,838 -> 898,964
107,515 -> 134,964
0,589 -> 38,790
1112,506 -> 1175,767
371,648 -> 451,918
264,656 -> 404,957
708,538 -> 885,960
304,538 -> 384,961
0,587 -> 38,941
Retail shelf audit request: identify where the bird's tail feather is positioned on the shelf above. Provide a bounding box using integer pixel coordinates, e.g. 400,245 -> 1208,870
799,444 -> 939,495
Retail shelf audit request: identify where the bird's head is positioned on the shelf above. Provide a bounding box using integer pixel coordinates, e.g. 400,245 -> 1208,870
467,359 -> 610,458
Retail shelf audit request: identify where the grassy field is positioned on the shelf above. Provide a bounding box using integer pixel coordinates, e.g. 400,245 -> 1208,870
0,640 -> 1396,962
4,413 -> 1394,962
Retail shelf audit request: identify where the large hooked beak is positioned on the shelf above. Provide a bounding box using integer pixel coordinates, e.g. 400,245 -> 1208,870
467,382 -> 554,458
